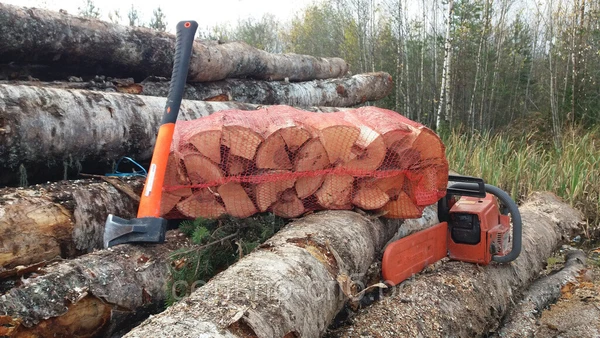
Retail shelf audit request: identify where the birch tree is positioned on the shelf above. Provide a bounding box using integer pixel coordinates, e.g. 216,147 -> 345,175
436,0 -> 454,130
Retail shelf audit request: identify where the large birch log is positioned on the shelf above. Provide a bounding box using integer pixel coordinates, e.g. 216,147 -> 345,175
0,178 -> 142,279
0,84 -> 342,186
1,72 -> 393,108
123,207 -> 439,338
327,192 -> 583,338
0,3 -> 348,82
0,231 -> 190,338
0,208 -> 437,338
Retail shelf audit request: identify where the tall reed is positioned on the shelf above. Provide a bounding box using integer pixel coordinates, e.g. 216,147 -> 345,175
443,126 -> 600,234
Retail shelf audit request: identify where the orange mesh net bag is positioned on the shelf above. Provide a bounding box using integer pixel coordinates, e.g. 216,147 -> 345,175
160,105 -> 449,219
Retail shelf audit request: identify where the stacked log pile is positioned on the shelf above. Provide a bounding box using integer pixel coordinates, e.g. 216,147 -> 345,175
0,3 -> 592,338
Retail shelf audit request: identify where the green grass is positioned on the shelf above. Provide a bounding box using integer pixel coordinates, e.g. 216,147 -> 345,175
443,126 -> 600,238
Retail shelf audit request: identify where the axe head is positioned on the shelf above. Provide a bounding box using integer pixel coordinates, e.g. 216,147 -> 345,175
103,214 -> 167,248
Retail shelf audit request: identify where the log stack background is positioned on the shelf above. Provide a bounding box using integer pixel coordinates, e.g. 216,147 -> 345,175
0,3 -> 596,338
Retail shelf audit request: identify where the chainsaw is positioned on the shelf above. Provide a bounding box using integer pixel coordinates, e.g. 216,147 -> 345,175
381,175 -> 522,286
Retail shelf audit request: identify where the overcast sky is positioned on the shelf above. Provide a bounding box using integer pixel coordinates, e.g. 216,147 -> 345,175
2,0 -> 316,32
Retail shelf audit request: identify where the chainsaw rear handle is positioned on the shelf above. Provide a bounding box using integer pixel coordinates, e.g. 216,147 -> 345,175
448,183 -> 522,263
137,21 -> 198,218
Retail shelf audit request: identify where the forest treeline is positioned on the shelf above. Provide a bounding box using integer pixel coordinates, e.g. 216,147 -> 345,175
80,0 -> 600,144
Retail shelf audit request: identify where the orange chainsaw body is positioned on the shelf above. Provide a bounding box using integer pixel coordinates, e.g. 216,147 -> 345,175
382,193 -> 511,286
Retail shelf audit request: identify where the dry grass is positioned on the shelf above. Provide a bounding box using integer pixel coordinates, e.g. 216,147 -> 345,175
443,126 -> 600,237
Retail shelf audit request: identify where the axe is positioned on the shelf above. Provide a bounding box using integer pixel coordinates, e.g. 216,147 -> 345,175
104,20 -> 198,248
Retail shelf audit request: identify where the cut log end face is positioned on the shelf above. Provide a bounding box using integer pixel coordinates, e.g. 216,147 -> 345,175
272,188 -> 305,218
315,174 -> 354,210
279,126 -> 312,153
255,131 -> 292,170
320,126 -> 360,164
222,126 -> 263,160
183,153 -> 224,185
188,130 -> 222,164
378,191 -> 423,219
0,296 -> 111,337
217,182 -> 258,218
176,189 -> 226,219
255,175 -> 296,212
345,131 -> 386,171
353,179 -> 390,210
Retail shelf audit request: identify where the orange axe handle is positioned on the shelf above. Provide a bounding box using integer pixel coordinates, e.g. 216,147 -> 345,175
137,20 -> 198,218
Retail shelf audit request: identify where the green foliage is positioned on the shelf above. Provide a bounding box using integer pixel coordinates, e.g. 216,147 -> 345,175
127,5 -> 140,27
77,0 -> 100,19
232,14 -> 283,53
148,7 -> 167,32
444,125 -> 600,238
165,214 -> 287,306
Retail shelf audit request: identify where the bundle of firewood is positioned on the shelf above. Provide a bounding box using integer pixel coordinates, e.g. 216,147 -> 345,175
162,106 -> 448,219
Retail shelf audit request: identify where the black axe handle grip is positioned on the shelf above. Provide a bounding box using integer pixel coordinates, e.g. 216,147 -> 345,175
162,20 -> 199,125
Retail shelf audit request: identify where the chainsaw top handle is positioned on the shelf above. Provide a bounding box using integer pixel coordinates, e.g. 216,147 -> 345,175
448,182 -> 522,263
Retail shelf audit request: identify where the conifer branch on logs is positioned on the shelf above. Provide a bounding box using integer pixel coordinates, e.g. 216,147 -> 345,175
122,207 -> 439,338
1,72 -> 393,108
0,3 -> 348,82
0,84 -> 343,186
0,178 -> 143,279
327,192 -> 583,338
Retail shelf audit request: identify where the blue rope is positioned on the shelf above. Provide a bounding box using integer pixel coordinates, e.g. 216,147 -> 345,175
106,157 -> 147,178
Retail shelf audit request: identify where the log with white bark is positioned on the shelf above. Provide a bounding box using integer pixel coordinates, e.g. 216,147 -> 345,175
0,207 -> 437,338
327,192 -> 583,338
0,3 -> 348,82
123,207 -> 438,338
0,178 -> 142,279
1,72 -> 393,107
0,230 -> 190,338
0,84 -> 342,186
495,249 -> 587,338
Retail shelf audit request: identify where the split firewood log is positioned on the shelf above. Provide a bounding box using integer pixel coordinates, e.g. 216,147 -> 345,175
217,182 -> 258,218
0,178 -> 142,278
0,3 -> 348,82
327,192 -> 583,338
340,113 -> 386,171
293,138 -> 330,199
315,174 -> 355,210
176,189 -> 226,219
302,112 -> 361,165
1,72 -> 393,108
123,207 -> 439,338
254,172 -> 296,213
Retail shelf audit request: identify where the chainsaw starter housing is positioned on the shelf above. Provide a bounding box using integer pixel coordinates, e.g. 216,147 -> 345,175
447,194 -> 511,264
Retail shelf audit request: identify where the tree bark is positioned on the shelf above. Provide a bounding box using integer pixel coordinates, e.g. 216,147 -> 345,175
0,3 -> 348,82
496,249 -> 587,338
2,72 -> 393,108
0,84 -> 342,186
0,206 -> 437,338
0,230 -> 190,338
0,178 -> 142,279
436,0 -> 454,130
327,192 -> 583,337
123,208 -> 438,338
